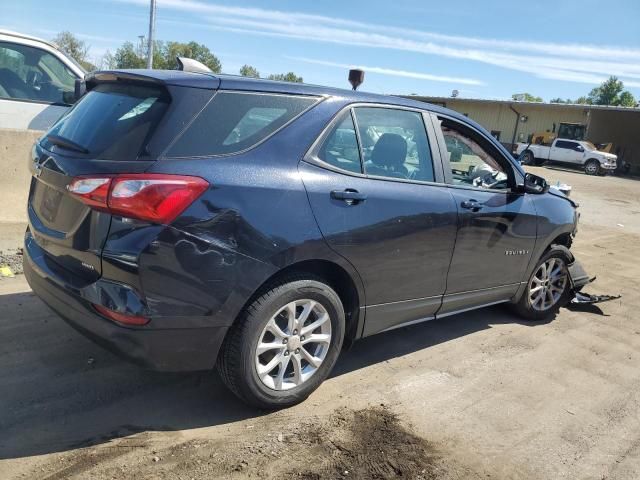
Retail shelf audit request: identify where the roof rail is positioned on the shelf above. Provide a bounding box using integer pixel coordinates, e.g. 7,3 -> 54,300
176,57 -> 213,74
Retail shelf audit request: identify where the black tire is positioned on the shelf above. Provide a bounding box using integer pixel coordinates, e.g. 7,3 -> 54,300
217,275 -> 345,409
584,159 -> 600,176
521,150 -> 534,165
513,246 -> 572,321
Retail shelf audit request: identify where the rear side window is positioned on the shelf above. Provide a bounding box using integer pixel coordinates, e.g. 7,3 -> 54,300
555,140 -> 577,149
43,83 -> 169,160
167,92 -> 318,157
318,112 -> 362,173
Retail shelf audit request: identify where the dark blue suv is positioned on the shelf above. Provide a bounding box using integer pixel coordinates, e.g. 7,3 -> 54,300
24,69 -> 579,408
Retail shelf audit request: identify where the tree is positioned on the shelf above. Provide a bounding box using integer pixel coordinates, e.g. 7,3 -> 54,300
111,40 -> 221,72
268,72 -> 303,83
52,31 -> 95,71
240,64 -> 260,78
512,93 -> 543,102
113,41 -> 146,69
619,91 -> 637,107
162,41 -> 221,72
587,76 -> 636,106
549,97 -> 573,104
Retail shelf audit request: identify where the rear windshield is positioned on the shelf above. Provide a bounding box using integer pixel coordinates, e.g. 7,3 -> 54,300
166,91 -> 318,158
43,83 -> 169,160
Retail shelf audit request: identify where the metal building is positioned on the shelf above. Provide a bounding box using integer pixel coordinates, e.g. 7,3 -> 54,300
408,96 -> 640,174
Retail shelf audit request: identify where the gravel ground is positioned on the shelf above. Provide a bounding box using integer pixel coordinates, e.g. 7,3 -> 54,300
0,165 -> 639,479
0,248 -> 23,275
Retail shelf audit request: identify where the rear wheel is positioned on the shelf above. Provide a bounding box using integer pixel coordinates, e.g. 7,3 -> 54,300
513,247 -> 571,321
217,276 -> 345,409
584,159 -> 600,175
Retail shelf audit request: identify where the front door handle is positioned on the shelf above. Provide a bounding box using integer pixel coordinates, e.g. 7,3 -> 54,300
461,199 -> 483,211
331,189 -> 367,204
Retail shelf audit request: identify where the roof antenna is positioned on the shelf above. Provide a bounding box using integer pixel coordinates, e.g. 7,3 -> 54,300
176,57 -> 213,74
348,69 -> 364,91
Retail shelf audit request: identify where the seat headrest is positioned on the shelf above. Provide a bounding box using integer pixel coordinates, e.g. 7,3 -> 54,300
371,133 -> 407,169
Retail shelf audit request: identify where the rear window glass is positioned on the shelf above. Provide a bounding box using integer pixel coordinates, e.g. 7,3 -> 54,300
43,83 -> 169,160
166,92 -> 318,157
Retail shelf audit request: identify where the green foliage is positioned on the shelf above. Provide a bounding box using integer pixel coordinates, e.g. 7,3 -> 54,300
268,72 -> 304,83
52,31 -> 95,71
113,41 -> 146,69
512,93 -> 543,102
112,40 -> 221,72
161,41 -> 221,72
549,97 -> 574,104
619,90 -> 637,107
240,64 -> 260,78
587,76 -> 636,106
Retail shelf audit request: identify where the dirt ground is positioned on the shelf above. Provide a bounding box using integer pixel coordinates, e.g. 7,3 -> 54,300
1,165 -> 639,479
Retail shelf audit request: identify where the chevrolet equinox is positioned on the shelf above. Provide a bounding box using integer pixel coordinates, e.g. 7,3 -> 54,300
24,69 -> 580,408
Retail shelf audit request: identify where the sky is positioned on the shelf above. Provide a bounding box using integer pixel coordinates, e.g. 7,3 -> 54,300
3,0 -> 640,101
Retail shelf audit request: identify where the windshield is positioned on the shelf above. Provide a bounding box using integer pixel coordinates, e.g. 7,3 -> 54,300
43,83 -> 169,160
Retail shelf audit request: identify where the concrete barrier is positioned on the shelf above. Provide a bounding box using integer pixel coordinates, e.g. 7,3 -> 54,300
0,128 -> 42,223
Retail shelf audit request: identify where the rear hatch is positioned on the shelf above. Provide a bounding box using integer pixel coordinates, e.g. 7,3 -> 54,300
28,80 -> 171,284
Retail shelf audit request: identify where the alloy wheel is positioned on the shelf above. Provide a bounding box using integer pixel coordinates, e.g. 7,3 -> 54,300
585,161 -> 599,175
255,299 -> 332,391
528,258 -> 568,311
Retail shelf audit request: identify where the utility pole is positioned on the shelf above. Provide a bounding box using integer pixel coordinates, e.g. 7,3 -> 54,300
146,0 -> 156,69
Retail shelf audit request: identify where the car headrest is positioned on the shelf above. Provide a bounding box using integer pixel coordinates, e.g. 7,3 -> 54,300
371,133 -> 407,169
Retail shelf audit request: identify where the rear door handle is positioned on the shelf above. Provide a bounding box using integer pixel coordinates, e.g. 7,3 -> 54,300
331,189 -> 367,204
461,199 -> 483,211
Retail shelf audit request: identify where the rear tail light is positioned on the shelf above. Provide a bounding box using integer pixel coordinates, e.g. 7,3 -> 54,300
93,304 -> 150,326
68,174 -> 209,224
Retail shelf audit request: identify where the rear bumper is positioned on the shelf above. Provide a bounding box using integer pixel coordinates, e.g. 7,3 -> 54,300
23,233 -> 228,372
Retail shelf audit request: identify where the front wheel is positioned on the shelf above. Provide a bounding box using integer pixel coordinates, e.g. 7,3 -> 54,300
513,247 -> 572,321
584,159 -> 600,175
217,276 -> 345,409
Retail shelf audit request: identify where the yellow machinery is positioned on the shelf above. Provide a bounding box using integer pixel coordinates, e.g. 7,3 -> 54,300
530,122 -> 587,145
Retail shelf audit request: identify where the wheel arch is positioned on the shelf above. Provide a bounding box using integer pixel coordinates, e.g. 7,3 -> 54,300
233,258 -> 364,346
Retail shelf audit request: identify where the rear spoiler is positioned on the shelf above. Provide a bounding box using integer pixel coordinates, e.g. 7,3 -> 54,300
83,68 -> 220,93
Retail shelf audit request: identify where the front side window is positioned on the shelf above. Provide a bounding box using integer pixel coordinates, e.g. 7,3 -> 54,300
354,107 -> 435,182
437,117 -> 509,190
0,41 -> 75,104
317,112 -> 361,173
167,92 -> 318,157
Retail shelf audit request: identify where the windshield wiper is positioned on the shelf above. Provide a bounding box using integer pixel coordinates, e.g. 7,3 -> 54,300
45,134 -> 89,154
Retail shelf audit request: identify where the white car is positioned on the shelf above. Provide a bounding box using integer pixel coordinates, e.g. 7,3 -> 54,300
515,138 -> 617,175
0,30 -> 85,130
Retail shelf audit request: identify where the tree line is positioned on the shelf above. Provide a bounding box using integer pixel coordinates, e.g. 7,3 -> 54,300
512,76 -> 637,107
52,31 -> 303,83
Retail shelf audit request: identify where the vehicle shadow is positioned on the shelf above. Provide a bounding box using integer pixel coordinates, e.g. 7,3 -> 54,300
0,290 -> 551,460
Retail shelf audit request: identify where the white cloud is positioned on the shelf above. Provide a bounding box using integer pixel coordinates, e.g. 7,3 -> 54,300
288,56 -> 484,85
116,0 -> 640,89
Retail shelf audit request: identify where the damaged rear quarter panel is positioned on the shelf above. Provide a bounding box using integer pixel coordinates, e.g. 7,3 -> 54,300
137,151 -> 340,327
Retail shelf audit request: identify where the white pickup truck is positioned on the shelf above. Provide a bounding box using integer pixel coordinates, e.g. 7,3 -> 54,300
515,138 -> 617,175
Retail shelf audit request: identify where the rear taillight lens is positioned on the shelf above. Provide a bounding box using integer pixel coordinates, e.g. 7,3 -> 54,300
93,304 -> 149,326
68,174 -> 209,224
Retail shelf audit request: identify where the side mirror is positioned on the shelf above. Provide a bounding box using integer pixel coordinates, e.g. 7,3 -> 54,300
72,78 -> 86,103
520,172 -> 549,194
575,145 -> 584,152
